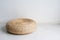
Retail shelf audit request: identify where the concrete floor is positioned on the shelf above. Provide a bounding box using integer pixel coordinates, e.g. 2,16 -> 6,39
0,23 -> 60,40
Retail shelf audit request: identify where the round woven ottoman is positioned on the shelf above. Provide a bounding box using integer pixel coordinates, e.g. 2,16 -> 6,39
6,18 -> 36,35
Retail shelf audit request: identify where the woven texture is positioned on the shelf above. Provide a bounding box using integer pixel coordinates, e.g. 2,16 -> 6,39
6,18 -> 36,35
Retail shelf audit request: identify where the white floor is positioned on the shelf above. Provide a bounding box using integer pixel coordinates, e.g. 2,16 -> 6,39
0,23 -> 60,40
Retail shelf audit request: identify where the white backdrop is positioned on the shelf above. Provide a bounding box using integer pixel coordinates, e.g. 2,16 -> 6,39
0,0 -> 60,24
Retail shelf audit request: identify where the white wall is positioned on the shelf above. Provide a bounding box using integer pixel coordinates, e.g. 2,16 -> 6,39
0,0 -> 60,24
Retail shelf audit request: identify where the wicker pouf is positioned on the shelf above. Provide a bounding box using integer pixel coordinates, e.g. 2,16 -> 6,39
6,18 -> 36,35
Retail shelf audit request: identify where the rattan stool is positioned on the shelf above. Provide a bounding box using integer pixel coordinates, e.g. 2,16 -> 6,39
6,18 -> 36,35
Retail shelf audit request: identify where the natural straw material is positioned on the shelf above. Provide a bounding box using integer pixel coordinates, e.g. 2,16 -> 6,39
6,18 -> 36,35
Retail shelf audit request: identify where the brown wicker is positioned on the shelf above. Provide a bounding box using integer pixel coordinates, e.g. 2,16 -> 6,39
6,18 -> 36,35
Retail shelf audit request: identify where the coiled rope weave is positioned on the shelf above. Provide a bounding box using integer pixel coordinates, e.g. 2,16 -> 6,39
6,18 -> 36,35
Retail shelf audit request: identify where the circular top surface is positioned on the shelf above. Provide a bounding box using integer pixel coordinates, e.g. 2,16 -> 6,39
7,18 -> 36,26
